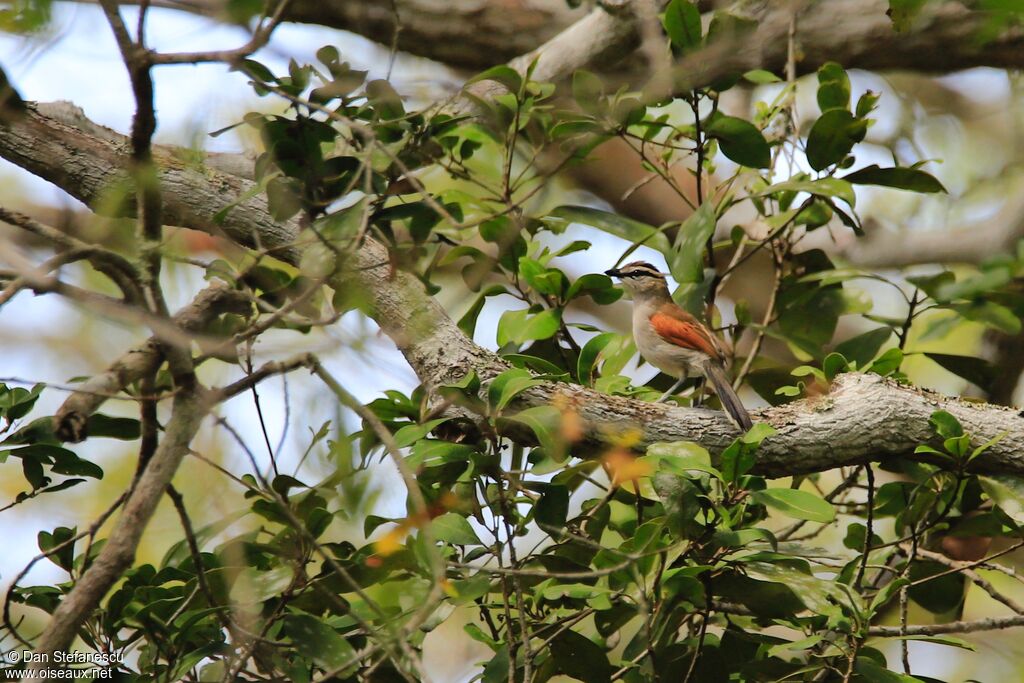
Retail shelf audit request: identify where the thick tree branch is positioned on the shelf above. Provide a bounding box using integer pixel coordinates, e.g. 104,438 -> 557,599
680,0 -> 1024,86
87,0 -> 1024,78
2,104 -> 1023,479
91,0 -> 592,70
52,281 -> 250,442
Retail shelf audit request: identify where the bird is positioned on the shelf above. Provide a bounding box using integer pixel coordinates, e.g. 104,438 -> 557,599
604,260 -> 752,431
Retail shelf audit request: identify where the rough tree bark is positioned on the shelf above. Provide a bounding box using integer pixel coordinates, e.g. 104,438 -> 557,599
1,104 -> 1023,479
10,1 -> 1024,669
93,0 -> 1024,77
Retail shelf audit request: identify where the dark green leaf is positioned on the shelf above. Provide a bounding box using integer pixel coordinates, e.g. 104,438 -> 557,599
488,367 -> 545,412
467,65 -> 523,94
834,327 -> 892,367
929,410 -> 963,439
431,512 -> 483,545
671,201 -> 716,283
822,352 -> 848,381
86,414 -> 142,440
760,177 -> 856,208
283,613 -> 357,671
806,109 -> 868,171
549,630 -> 615,683
577,332 -> 617,387
924,353 -> 994,391
662,0 -> 702,52
816,62 -> 850,112
458,285 -> 507,337
952,301 -> 1022,334
979,475 -> 1024,526
535,484 -> 570,530
842,164 -> 947,193
907,560 -> 966,614
38,526 -> 75,572
751,488 -> 835,523
704,112 -> 771,169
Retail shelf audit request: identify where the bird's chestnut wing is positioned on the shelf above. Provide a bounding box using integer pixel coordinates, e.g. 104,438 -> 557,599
650,311 -> 722,359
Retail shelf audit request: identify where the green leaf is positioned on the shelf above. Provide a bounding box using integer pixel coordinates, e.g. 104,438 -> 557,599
887,0 -> 929,32
760,177 -> 856,208
662,0 -> 702,52
38,526 -> 76,572
577,332 -> 617,387
653,472 -> 703,540
535,484 -> 570,530
547,206 -> 670,254
834,327 -> 892,367
816,62 -> 850,112
742,561 -> 839,615
458,284 -> 507,337
740,422 -> 776,446
720,439 -> 755,484
496,308 -> 562,346
869,347 -> 904,375
431,512 -> 483,545
806,109 -> 868,171
822,352 -> 849,381
366,79 -> 405,119
488,367 -> 545,412
743,69 -> 782,84
953,301 -> 1022,334
907,560 -> 966,614
393,418 -> 450,448
283,613 -> 357,672
704,112 -> 771,169
928,410 -> 963,439
924,353 -> 994,391
548,630 -> 615,683
712,527 -> 777,550
567,273 -> 620,304
645,441 -> 721,479
855,657 -> 921,682
882,634 -> 976,652
482,646 -> 511,683
671,201 -> 716,283
239,58 -> 275,83
979,475 -> 1024,526
842,164 -> 947,193
751,488 -> 835,523
869,577 -> 910,615
467,65 -> 522,94
85,414 -> 142,440
507,404 -> 563,458
572,70 -> 604,111
231,565 -> 295,604
363,515 -> 394,538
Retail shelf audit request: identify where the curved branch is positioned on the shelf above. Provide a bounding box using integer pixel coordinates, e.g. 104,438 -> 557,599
52,281 -> 250,442
77,0 -> 1024,78
27,384 -> 208,669
1,104 -> 1023,478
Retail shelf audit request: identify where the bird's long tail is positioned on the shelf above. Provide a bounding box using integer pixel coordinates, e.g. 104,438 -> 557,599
703,361 -> 753,431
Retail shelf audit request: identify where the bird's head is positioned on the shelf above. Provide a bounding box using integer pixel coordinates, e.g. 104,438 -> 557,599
604,261 -> 671,299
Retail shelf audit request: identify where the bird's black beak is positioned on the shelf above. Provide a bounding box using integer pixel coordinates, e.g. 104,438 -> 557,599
604,268 -> 621,277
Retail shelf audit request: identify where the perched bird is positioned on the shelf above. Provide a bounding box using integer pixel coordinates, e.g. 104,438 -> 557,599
605,261 -> 752,430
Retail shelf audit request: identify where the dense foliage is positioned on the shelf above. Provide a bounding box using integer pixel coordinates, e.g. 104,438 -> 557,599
4,1 -> 1024,682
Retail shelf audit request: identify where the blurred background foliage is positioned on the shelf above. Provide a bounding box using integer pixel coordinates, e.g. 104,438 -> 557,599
0,1 -> 1024,681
